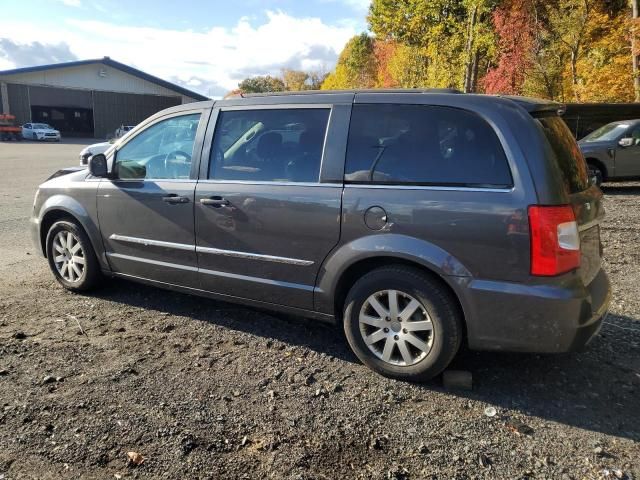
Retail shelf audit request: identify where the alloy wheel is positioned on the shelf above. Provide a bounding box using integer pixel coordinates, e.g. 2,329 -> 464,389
52,231 -> 86,283
358,289 -> 434,366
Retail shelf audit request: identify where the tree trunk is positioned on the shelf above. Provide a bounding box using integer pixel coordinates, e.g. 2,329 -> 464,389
471,50 -> 480,92
632,0 -> 640,101
463,5 -> 478,92
571,47 -> 581,102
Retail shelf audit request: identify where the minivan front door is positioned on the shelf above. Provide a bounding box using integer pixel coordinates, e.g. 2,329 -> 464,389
194,105 -> 347,310
97,111 -> 206,288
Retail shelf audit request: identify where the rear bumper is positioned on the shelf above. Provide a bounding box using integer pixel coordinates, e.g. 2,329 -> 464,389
458,268 -> 611,353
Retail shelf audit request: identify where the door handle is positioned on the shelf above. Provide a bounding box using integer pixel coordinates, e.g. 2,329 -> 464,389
162,194 -> 190,204
200,197 -> 230,207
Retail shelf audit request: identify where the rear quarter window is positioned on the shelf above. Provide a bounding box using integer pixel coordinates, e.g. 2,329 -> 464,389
345,104 -> 513,188
536,116 -> 589,193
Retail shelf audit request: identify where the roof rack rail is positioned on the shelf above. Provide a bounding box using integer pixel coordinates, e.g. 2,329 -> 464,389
241,88 -> 463,98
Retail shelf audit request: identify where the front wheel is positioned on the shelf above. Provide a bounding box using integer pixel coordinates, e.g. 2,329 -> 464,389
46,220 -> 101,291
343,266 -> 463,381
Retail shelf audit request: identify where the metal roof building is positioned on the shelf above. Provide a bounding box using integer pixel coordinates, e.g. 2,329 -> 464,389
0,57 -> 208,138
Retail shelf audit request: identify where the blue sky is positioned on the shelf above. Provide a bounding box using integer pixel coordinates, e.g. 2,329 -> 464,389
0,0 -> 369,97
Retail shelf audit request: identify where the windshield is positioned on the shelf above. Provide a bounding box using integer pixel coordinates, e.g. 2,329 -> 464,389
33,123 -> 53,129
581,122 -> 629,142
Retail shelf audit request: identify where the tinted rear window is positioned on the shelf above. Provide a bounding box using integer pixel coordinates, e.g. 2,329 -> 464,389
345,104 -> 512,187
536,116 -> 589,193
209,108 -> 329,183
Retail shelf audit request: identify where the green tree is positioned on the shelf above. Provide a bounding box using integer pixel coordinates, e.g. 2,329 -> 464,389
237,75 -> 285,93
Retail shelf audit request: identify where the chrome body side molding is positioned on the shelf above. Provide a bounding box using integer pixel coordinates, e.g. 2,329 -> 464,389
109,234 -> 314,266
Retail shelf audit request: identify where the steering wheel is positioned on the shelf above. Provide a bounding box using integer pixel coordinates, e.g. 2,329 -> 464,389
163,150 -> 192,178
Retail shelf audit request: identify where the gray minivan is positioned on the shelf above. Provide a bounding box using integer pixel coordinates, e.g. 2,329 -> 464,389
30,90 -> 611,381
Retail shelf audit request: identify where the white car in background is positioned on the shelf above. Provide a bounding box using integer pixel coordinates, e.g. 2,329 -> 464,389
79,140 -> 113,166
22,123 -> 61,141
115,125 -> 135,138
79,124 -> 137,165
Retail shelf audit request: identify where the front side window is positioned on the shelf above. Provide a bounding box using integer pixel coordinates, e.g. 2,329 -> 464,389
345,104 -> 512,187
209,108 -> 330,183
115,113 -> 200,180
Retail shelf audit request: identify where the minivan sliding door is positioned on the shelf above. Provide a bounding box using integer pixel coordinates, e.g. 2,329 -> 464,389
194,103 -> 350,310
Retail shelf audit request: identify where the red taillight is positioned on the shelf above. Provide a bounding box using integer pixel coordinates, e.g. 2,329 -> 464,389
528,205 -> 580,276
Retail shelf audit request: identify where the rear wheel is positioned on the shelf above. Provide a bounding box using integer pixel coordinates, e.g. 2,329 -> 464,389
343,266 -> 463,381
588,162 -> 604,187
46,220 -> 101,291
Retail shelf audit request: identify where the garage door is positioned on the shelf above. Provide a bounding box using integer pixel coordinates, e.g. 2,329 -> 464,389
29,86 -> 92,108
93,91 -> 181,138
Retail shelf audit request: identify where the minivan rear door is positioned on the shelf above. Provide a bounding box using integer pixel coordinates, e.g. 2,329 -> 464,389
535,115 -> 604,285
194,101 -> 352,310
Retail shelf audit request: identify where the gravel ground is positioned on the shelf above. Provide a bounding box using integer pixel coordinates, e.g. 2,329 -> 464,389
0,141 -> 638,479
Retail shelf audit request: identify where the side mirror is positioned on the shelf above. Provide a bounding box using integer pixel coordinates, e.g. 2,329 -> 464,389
89,154 -> 108,177
618,137 -> 634,148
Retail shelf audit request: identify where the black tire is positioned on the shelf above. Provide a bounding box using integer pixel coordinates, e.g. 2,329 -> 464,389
45,220 -> 101,292
588,162 -> 604,187
343,266 -> 463,381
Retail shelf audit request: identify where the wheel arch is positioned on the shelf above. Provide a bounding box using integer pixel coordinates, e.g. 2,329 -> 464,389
315,235 -> 471,336
585,157 -> 608,180
37,196 -> 108,270
40,209 -> 74,255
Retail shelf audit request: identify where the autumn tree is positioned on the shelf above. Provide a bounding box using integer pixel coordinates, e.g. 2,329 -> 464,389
386,44 -> 432,87
482,0 -> 535,95
320,0 -> 636,101
373,40 -> 399,87
631,0 -> 640,100
369,0 -> 498,92
307,70 -> 329,89
321,33 -> 377,89
573,3 -> 634,101
281,69 -> 309,91
547,0 -> 594,101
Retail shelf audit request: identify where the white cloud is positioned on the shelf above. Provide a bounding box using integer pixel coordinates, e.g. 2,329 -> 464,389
322,0 -> 371,14
57,0 -> 82,6
0,11 -> 356,96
